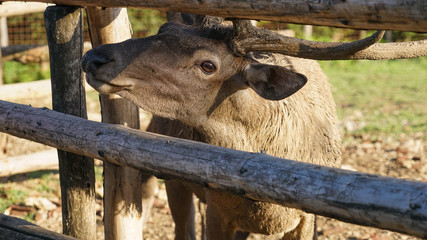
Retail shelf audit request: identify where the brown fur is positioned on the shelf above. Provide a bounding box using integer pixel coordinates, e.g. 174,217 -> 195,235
82,21 -> 341,240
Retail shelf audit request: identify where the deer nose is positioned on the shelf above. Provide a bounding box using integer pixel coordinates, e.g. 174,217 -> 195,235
81,50 -> 112,74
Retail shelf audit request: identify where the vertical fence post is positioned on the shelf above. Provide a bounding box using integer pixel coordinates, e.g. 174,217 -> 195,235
0,45 -> 2,85
44,6 -> 96,240
86,7 -> 146,240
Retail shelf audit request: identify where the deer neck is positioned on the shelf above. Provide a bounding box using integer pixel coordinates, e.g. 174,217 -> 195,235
193,89 -> 268,152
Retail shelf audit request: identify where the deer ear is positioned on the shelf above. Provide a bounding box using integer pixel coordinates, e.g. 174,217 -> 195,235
243,63 -> 307,100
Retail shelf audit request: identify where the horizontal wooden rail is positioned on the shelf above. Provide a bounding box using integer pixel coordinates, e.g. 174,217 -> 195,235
0,149 -> 58,177
1,42 -> 92,64
0,2 -> 53,17
0,100 -> 426,238
2,0 -> 427,32
0,214 -> 76,240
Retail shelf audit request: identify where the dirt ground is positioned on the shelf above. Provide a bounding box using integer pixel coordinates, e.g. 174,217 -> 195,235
0,96 -> 425,240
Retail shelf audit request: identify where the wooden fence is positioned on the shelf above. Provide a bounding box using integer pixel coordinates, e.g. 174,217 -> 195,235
3,0 -> 427,32
0,1 -> 426,240
1,100 -> 427,238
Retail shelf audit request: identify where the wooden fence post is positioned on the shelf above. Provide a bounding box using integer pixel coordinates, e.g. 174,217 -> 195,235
86,7 -> 150,240
0,45 -> 2,85
44,6 -> 96,239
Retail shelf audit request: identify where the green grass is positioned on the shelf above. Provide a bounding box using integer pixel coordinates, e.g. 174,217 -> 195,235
320,57 -> 427,136
0,185 -> 28,212
34,172 -> 60,195
0,184 -> 38,222
3,61 -> 50,84
0,171 -> 60,222
94,165 -> 103,183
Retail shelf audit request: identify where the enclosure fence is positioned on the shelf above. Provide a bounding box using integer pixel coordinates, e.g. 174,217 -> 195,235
0,1 -> 426,240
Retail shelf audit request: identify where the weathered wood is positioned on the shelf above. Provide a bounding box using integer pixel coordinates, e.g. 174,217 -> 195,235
0,41 -> 2,85
44,6 -> 96,240
1,43 -> 92,64
2,45 -> 43,56
0,213 -> 77,240
0,149 -> 58,177
3,0 -> 427,32
0,17 -> 8,47
86,7 -> 144,240
0,100 -> 426,238
0,2 -> 53,17
1,45 -> 47,63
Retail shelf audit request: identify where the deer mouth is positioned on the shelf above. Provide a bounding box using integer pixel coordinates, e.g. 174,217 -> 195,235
85,72 -> 132,94
82,50 -> 133,94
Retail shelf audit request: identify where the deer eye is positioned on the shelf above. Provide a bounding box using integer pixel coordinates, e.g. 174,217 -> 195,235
200,61 -> 217,74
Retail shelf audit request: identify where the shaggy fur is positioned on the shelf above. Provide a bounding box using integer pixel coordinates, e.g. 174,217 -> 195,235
83,21 -> 341,240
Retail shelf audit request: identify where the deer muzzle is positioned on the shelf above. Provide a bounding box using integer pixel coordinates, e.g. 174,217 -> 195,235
81,50 -> 113,75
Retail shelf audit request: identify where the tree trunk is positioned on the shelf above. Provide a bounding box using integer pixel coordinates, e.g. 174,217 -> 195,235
0,100 -> 426,239
44,6 -> 96,240
86,7 -> 146,240
5,0 -> 427,32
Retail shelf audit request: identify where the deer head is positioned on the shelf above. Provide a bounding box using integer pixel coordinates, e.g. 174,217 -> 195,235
82,17 -> 426,126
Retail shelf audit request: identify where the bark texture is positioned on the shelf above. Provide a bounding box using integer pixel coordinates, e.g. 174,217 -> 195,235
44,6 -> 96,240
4,0 -> 427,32
86,7 -> 144,240
0,214 -> 77,240
0,100 -> 426,238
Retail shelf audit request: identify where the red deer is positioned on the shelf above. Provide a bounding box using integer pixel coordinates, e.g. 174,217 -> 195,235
82,16 -> 426,240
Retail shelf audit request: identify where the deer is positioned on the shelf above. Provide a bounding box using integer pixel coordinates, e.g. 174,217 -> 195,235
82,15 -> 427,240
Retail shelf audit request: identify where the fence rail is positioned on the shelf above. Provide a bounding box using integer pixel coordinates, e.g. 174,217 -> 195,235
2,0 -> 427,32
0,100 -> 426,238
0,214 -> 77,240
0,2 -> 52,17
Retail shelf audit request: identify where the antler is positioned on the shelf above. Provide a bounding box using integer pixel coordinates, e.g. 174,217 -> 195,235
230,19 -> 427,60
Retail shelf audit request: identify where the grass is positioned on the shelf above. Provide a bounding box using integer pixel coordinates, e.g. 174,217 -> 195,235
0,186 -> 28,212
0,171 -> 60,213
320,57 -> 427,137
3,61 -> 50,84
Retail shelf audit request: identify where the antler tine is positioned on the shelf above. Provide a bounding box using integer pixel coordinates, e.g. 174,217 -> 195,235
230,19 -> 427,60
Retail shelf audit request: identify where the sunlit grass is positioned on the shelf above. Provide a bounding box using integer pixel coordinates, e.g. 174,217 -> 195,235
320,57 -> 427,136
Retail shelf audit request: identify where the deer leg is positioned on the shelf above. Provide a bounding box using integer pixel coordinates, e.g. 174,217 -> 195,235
281,213 -> 315,240
206,205 -> 235,240
141,174 -> 158,226
165,180 -> 196,240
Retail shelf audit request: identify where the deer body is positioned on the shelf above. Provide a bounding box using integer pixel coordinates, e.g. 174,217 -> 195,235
147,53 -> 341,239
82,19 -> 368,239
